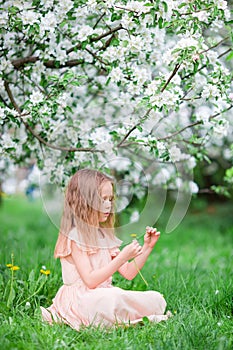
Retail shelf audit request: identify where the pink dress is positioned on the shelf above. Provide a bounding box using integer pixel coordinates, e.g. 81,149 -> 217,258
40,234 -> 168,330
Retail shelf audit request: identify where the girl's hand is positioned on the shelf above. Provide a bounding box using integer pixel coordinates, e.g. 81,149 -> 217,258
144,226 -> 160,249
120,240 -> 142,262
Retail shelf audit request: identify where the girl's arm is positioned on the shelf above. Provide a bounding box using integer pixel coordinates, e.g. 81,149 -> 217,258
118,227 -> 160,280
71,239 -> 142,289
118,244 -> 152,280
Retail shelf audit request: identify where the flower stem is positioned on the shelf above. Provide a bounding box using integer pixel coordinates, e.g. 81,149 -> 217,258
133,259 -> 148,287
17,276 -> 48,308
7,253 -> 15,308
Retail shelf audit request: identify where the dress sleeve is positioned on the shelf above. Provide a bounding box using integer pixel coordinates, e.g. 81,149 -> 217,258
68,228 -> 99,255
54,233 -> 98,258
54,233 -> 71,258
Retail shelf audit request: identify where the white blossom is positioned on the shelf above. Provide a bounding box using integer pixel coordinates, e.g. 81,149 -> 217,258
0,0 -> 232,202
0,58 -> 13,73
201,85 -> 221,99
130,210 -> 140,223
1,134 -> 17,149
169,146 -> 189,162
213,0 -> 228,10
30,91 -> 44,105
41,12 -> 58,33
76,25 -> 94,41
110,67 -> 124,83
152,168 -> 171,185
188,181 -> 199,194
212,120 -> 229,138
20,10 -> 40,25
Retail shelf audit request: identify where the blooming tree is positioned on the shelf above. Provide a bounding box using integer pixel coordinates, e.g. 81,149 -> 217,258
0,0 -> 233,206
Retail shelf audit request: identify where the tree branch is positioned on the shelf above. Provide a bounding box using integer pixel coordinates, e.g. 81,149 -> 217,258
93,12 -> 106,30
161,64 -> 181,92
117,64 -> 181,147
12,57 -> 85,70
158,105 -> 233,141
4,81 -> 21,113
117,124 -> 139,147
182,38 -> 231,81
85,47 -> 108,67
3,81 -> 103,153
199,36 -> 229,55
66,24 -> 123,55
11,25 -> 124,69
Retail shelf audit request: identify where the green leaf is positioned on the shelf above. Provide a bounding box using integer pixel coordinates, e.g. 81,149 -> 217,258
8,6 -> 19,14
142,316 -> 150,324
193,61 -> 199,73
63,71 -> 74,80
158,17 -> 163,29
111,12 -> 122,22
105,77 -> 111,86
28,269 -> 35,283
162,1 -> 168,13
136,125 -> 143,132
48,75 -> 59,81
178,2 -> 188,9
7,286 -> 16,308
111,38 -> 120,47
70,80 -> 81,86
226,51 -> 233,61
81,41 -> 88,49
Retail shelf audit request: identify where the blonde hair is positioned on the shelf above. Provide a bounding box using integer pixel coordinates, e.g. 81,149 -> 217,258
54,169 -> 115,257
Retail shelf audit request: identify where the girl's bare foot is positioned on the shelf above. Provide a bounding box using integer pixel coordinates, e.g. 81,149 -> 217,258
166,310 -> 173,318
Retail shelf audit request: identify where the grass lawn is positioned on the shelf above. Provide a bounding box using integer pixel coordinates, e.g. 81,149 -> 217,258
0,194 -> 232,350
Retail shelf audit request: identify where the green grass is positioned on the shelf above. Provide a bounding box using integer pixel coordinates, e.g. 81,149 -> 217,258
0,195 -> 232,350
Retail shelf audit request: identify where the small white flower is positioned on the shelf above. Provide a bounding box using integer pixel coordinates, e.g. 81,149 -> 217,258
193,11 -> 209,22
187,157 -> 196,169
1,134 -> 17,149
110,67 -> 124,83
169,146 -> 188,162
76,25 -> 94,41
20,10 -> 40,25
188,181 -> 199,194
130,210 -> 140,223
0,58 -> 13,74
44,12 -> 57,28
215,290 -> 219,295
0,107 -> 5,118
202,85 -> 220,99
213,0 -> 228,10
217,321 -> 222,326
213,120 -> 229,138
175,177 -> 183,189
30,90 -> 44,105
207,51 -> 218,65
25,302 -> 31,309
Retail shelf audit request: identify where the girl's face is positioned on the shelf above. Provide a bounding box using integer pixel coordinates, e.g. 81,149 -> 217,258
99,181 -> 113,223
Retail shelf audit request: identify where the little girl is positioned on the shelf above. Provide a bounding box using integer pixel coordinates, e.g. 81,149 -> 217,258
40,169 -> 170,330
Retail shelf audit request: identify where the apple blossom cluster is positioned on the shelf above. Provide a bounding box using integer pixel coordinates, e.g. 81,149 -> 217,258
0,0 -> 232,203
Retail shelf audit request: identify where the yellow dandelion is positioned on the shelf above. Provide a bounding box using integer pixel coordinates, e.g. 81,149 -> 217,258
40,269 -> 51,275
130,233 -> 137,238
11,265 -> 20,271
6,264 -> 13,268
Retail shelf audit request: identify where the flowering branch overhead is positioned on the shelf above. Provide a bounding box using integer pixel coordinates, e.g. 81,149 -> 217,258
0,0 -> 232,197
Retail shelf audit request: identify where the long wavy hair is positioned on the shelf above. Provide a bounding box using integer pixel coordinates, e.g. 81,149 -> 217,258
54,169 -> 115,257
